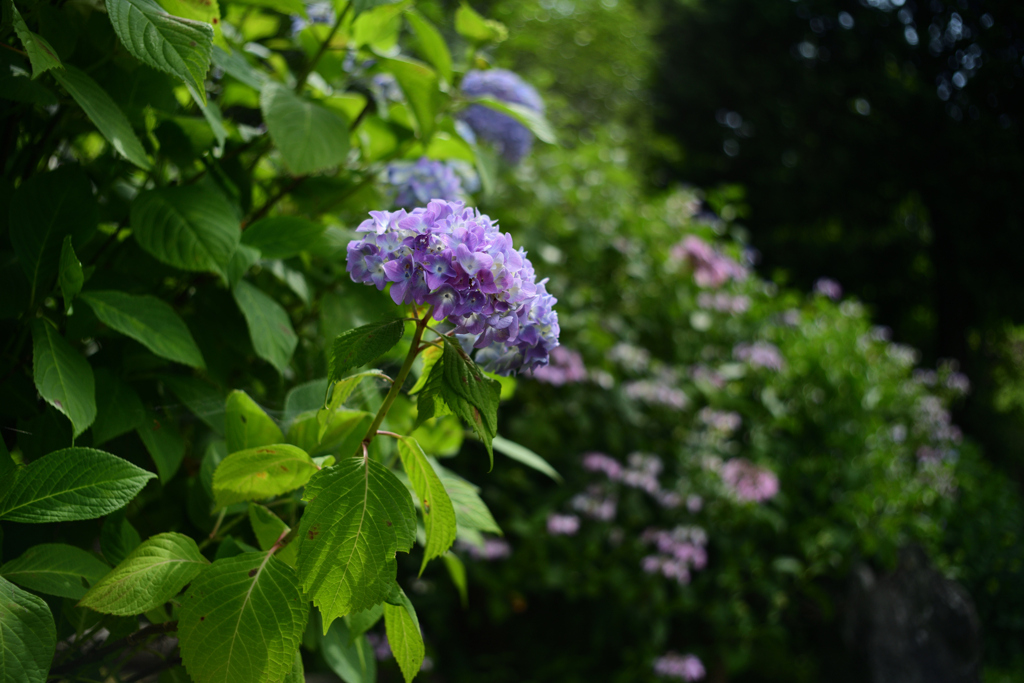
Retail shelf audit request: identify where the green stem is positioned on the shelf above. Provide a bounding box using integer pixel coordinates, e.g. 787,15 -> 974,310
295,1 -> 352,91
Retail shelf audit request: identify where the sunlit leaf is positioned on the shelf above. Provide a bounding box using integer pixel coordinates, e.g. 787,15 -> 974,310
0,544 -> 109,600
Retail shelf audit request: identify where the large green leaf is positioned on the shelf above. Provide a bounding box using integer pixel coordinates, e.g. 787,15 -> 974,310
11,4 -> 62,78
345,603 -> 383,643
225,390 -> 284,454
91,370 -> 146,446
380,56 -> 440,141
396,438 -> 456,574
213,444 -> 318,508
328,320 -> 405,386
491,435 -> 561,482
81,290 -> 205,368
241,216 -> 326,260
248,505 -> 298,567
283,378 -> 329,425
289,409 -> 371,460
470,95 -> 556,144
53,66 -> 152,170
100,509 -> 142,566
405,10 -> 451,84
58,236 -> 83,315
439,468 -> 501,535
454,2 -> 506,43
321,617 -> 377,683
137,412 -> 186,483
8,165 -> 97,303
106,0 -> 213,99
131,185 -> 239,277
383,588 -> 423,683
0,576 -> 56,683
31,319 -> 95,439
233,280 -> 298,374
438,339 -> 500,465
297,458 -> 416,630
79,533 -> 208,616
178,553 -> 309,683
0,447 -> 155,523
0,544 -> 109,600
260,82 -> 350,175
318,370 -> 388,441
162,375 -> 226,435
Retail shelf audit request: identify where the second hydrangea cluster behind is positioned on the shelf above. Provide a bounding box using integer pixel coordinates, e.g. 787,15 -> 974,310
460,69 -> 545,164
346,199 -> 559,374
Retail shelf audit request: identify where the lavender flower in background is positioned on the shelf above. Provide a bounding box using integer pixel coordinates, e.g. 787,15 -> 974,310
653,653 -> 706,681
689,364 -> 727,390
386,157 -> 466,208
623,379 -> 690,410
607,342 -> 651,373
671,235 -> 747,288
291,1 -> 333,33
582,452 -> 623,481
530,346 -> 587,385
622,453 -> 664,494
720,458 -> 779,503
686,494 -> 703,513
547,513 -> 581,535
365,633 -> 392,661
460,69 -> 544,164
733,341 -> 785,371
813,277 -> 843,300
697,407 -> 742,434
458,537 -> 511,560
346,200 -> 560,374
641,526 -> 708,585
697,291 -> 750,314
570,485 -> 618,521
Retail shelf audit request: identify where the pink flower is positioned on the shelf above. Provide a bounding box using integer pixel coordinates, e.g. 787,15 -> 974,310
720,459 -> 779,502
653,653 -> 706,681
546,513 -> 580,535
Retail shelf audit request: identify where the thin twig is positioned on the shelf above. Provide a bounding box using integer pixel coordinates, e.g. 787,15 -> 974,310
48,622 -> 179,678
241,175 -> 308,229
295,1 -> 352,91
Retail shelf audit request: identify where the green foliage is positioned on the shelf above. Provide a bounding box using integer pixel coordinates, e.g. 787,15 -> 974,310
0,544 -> 109,600
328,320 -> 406,385
396,436 -> 457,573
260,83 -> 350,175
321,617 -> 378,683
58,237 -> 83,315
232,280 -> 298,373
213,444 -> 318,508
0,576 -> 56,683
31,319 -> 95,438
80,291 -> 205,368
383,587 -> 425,683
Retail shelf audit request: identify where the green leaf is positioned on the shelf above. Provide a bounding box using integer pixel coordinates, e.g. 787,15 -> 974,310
491,435 -> 561,482
230,0 -> 305,16
408,344 -> 441,395
328,320 -> 405,385
179,552 -> 309,683
410,415 -> 463,457
225,390 -> 284,454
470,95 -> 556,144
106,0 -> 213,100
31,319 -> 96,439
80,533 -> 208,616
58,236 -> 83,315
211,46 -> 267,90
91,370 -> 146,446
319,369 -> 387,433
81,290 -> 205,368
396,438 -> 456,574
213,444 -> 318,508
156,0 -> 220,27
441,552 -> 467,607
297,458 -> 416,630
137,412 -> 186,483
0,447 -> 155,523
405,10 -> 451,84
100,509 -> 142,565
321,617 -> 377,683
0,438 -> 13,483
11,4 -> 62,78
0,576 -> 56,683
289,409 -> 371,460
284,649 -> 304,683
200,440 -> 227,498
162,375 -> 226,435
52,66 -> 152,169
0,544 -> 109,600
241,217 -> 327,260
353,0 -> 403,19
344,603 -> 383,642
249,504 -> 298,567
439,469 -> 501,534
380,56 -> 440,141
439,339 -> 500,466
283,378 -> 329,425
233,280 -> 298,374
383,588 -> 423,683
260,82 -> 350,175
9,165 -> 97,303
454,2 -> 506,43
226,243 -> 261,286
131,185 -> 240,277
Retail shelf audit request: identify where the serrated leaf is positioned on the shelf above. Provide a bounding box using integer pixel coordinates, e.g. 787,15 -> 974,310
321,617 -> 377,683
0,544 -> 109,600
284,649 -> 304,683
380,56 -> 440,141
91,369 -> 146,446
283,378 -> 328,425
0,575 -> 56,683
163,375 -> 226,434
11,4 -> 62,78
319,369 -> 387,433
58,236 -> 83,315
440,339 -> 500,465
249,504 -> 298,567
439,470 -> 500,534
106,0 -> 213,99
131,185 -> 239,277
9,165 -> 97,304
80,533 -> 208,616
408,344 -> 441,395
471,95 -> 556,144
414,352 -> 449,429
297,458 -> 416,630
211,46 -> 266,90
225,390 -> 284,455
329,320 -> 405,385
261,82 -> 350,175
81,290 -> 205,368
179,552 -> 309,683
0,447 -> 155,523
233,280 -> 298,374
383,587 -> 423,683
137,412 -> 186,483
405,10 -> 451,84
242,216 -> 327,260
396,438 -> 456,574
53,66 -> 152,169
200,440 -> 227,498
345,603 -> 383,642
213,444 -> 318,508
156,0 -> 220,26
31,319 -> 95,439
491,435 -> 560,482
289,409 -> 371,460
100,509 -> 142,566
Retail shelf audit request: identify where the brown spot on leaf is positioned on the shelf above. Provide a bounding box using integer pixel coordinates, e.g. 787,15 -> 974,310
385,519 -> 393,527
307,525 -> 320,540
189,40 -> 196,47
212,17 -> 218,22
423,499 -> 431,513
255,471 -> 267,479
152,419 -> 161,430
200,616 -> 205,621
280,465 -> 289,471
256,448 -> 274,453
248,568 -> 258,577
240,415 -> 247,423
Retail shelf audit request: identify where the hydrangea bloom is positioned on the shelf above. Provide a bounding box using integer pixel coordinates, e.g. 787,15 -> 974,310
641,526 -> 708,584
813,277 -> 843,300
653,653 -> 706,681
346,200 -> 559,374
671,235 -> 747,288
386,157 -> 466,208
458,537 -> 511,560
530,346 -> 587,385
720,458 -> 779,503
546,513 -> 581,535
733,341 -> 785,371
291,1 -> 333,33
570,485 -> 618,521
460,69 -> 544,164
582,452 -> 623,481
624,379 -> 690,410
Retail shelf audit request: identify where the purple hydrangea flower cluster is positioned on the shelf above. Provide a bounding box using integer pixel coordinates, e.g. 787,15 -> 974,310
582,452 -> 680,508
607,342 -> 652,373
813,277 -> 843,300
653,653 -> 706,681
458,537 -> 511,561
697,407 -> 742,434
530,346 -> 587,385
720,458 -> 779,503
570,485 -> 617,521
641,526 -> 708,585
624,379 -> 690,410
460,69 -> 544,164
733,341 -> 785,371
346,200 -> 560,374
386,157 -> 466,209
697,291 -> 750,315
546,513 -> 581,535
671,235 -> 748,288
291,1 -> 333,33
